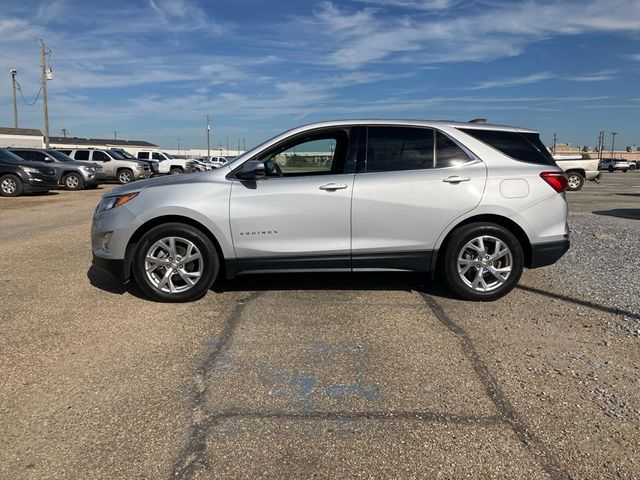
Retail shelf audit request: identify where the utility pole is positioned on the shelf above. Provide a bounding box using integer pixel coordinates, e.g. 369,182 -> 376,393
610,132 -> 618,159
113,131 -> 118,140
177,138 -> 181,155
206,114 -> 211,160
597,131 -> 604,161
242,138 -> 245,152
61,128 -> 68,138
552,133 -> 557,155
226,135 -> 229,153
40,39 -> 51,148
10,68 -> 18,128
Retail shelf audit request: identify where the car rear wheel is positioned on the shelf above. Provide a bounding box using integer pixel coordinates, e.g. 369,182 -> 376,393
117,169 -> 133,184
443,223 -> 523,301
0,174 -> 22,197
566,171 -> 585,191
169,167 -> 183,175
608,166 -> 614,172
132,223 -> 219,302
63,172 -> 84,190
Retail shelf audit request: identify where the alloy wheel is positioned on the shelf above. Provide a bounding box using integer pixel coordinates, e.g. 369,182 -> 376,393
66,175 -> 80,188
568,175 -> 580,189
119,171 -> 132,183
144,236 -> 203,294
1,178 -> 17,195
457,235 -> 513,292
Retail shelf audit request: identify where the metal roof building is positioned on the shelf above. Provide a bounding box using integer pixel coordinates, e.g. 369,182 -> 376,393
0,127 -> 45,148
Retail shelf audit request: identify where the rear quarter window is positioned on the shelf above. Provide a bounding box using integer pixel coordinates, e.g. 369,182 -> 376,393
459,128 -> 555,166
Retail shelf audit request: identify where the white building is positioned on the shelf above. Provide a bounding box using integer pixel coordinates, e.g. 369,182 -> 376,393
49,136 -> 158,154
0,127 -> 45,148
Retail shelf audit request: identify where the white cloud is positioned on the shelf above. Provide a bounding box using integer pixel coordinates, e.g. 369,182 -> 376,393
470,73 -> 554,90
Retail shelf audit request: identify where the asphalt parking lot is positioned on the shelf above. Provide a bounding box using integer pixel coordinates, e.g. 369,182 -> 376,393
1,173 -> 639,479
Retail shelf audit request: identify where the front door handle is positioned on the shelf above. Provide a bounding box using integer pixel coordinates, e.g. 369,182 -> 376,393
319,183 -> 348,190
442,175 -> 470,183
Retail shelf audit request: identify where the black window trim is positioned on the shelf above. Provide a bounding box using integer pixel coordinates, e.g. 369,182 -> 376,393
228,126 -> 358,180
359,125 -> 479,175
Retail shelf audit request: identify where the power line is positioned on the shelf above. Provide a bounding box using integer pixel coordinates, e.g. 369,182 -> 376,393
16,80 -> 43,106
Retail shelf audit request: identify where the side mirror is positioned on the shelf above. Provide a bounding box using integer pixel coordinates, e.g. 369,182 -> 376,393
44,157 -> 54,163
236,160 -> 265,180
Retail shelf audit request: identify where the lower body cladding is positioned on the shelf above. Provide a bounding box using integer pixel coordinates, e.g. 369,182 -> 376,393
27,174 -> 58,192
92,239 -> 570,284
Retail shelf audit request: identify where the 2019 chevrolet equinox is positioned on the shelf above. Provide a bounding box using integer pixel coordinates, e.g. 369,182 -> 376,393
91,120 -> 569,302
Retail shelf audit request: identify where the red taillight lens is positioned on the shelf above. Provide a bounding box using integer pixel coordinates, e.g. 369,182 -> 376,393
540,171 -> 568,193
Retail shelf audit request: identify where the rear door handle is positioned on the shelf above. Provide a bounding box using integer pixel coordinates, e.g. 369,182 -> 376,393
319,183 -> 348,190
442,176 -> 470,183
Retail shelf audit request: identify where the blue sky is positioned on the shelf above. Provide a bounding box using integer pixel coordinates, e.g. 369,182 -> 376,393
1,0 -> 639,150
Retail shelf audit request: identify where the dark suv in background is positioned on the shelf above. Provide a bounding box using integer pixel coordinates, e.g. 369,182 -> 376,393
0,149 -> 58,197
10,148 -> 105,190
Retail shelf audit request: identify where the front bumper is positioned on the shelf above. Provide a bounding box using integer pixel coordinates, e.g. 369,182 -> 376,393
92,254 -> 128,283
529,239 -> 570,268
28,173 -> 58,189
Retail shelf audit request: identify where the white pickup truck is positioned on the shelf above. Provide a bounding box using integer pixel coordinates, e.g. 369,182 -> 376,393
553,154 -> 600,191
134,151 -> 198,175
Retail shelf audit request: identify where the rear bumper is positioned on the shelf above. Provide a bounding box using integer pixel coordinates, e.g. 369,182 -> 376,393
529,239 -> 570,268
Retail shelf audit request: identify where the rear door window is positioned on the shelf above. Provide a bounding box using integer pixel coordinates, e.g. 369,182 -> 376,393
74,150 -> 90,161
138,152 -> 150,159
459,128 -> 554,165
366,127 -> 434,172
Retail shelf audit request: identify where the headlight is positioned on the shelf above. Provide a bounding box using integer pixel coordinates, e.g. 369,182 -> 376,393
136,164 -> 144,170
96,192 -> 139,213
81,166 -> 95,172
21,166 -> 39,174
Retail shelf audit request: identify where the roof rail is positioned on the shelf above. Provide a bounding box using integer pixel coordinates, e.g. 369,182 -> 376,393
469,118 -> 487,124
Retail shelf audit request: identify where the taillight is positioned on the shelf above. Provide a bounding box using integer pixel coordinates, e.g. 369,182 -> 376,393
540,171 -> 568,193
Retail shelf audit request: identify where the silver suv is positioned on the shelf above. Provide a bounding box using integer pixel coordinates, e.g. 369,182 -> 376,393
91,120 -> 570,302
59,148 -> 150,184
9,148 -> 105,190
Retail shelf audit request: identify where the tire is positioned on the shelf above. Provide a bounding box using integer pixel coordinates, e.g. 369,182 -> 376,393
608,166 -> 614,172
169,167 -> 183,175
63,172 -> 85,190
0,174 -> 23,197
132,222 -> 219,302
630,163 -> 637,170
566,171 -> 585,191
442,222 -> 524,301
117,169 -> 134,184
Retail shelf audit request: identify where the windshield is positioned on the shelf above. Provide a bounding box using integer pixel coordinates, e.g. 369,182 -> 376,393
114,149 -> 136,159
161,151 -> 174,159
0,149 -> 27,163
46,150 -> 73,162
107,149 -> 128,160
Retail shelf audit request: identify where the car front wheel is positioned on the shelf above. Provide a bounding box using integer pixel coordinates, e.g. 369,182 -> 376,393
117,169 -> 133,184
63,172 -> 85,190
443,223 -> 524,301
132,223 -> 219,302
0,174 -> 23,197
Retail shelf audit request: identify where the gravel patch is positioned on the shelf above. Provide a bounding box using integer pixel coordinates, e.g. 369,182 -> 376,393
547,212 -> 640,323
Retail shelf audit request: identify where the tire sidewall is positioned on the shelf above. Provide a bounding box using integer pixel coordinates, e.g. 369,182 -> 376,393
1,174 -> 23,197
443,223 -> 524,301
64,172 -> 84,190
118,169 -> 133,184
566,172 -> 584,191
132,223 -> 219,302
169,167 -> 183,175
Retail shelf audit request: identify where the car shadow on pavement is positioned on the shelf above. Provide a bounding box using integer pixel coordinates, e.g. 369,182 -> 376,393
518,284 -> 640,321
592,208 -> 640,220
88,266 -> 458,300
214,272 -> 458,299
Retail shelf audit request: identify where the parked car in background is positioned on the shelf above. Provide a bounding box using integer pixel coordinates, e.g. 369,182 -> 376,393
552,154 -> 600,191
628,160 -> 639,170
134,151 -> 197,175
10,148 -> 105,190
208,156 -> 230,168
0,148 -> 58,196
111,149 -> 160,176
92,119 -> 570,303
58,148 -> 151,184
599,158 -> 631,172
